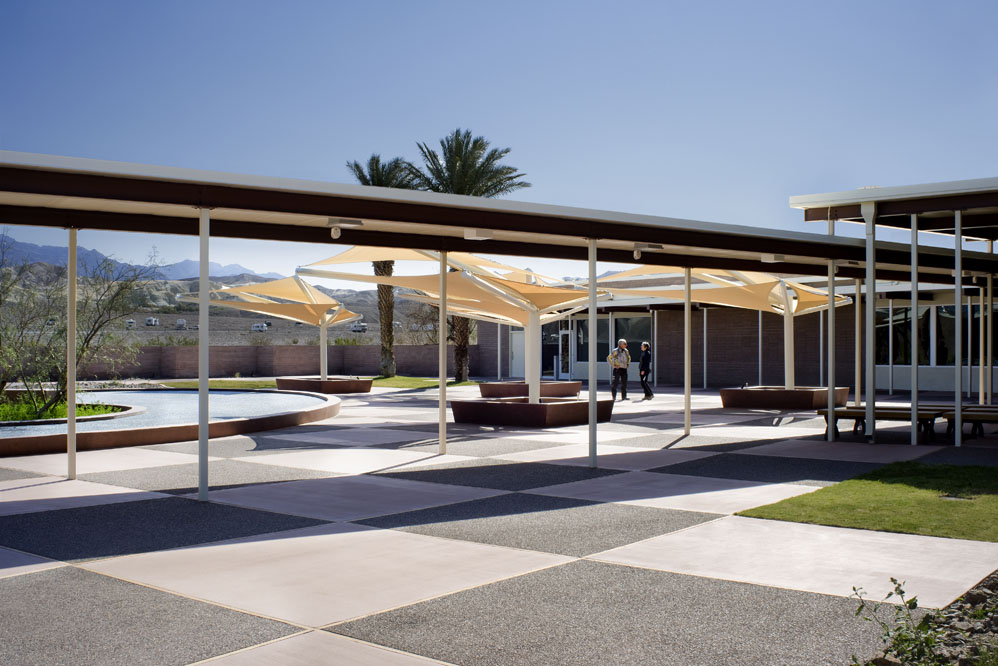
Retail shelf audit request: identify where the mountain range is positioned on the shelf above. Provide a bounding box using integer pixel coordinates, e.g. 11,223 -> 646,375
1,239 -> 284,280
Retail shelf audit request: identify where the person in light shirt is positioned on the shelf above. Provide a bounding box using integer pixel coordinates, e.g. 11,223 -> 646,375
607,338 -> 630,401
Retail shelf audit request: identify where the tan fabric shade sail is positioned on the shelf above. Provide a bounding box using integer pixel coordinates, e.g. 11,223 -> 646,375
178,276 -> 360,327
595,265 -> 850,315
295,268 -> 608,326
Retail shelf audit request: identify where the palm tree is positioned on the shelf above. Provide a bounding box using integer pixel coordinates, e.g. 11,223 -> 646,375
407,129 -> 531,381
345,155 -> 416,377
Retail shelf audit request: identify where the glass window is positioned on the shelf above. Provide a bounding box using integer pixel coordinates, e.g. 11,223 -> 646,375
541,322 -> 560,374
876,306 -> 930,365
937,304 -> 976,366
614,316 -> 651,350
575,318 -> 609,362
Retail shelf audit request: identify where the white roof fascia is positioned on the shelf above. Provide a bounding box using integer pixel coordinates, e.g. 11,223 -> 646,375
789,177 -> 998,210
0,150 -> 864,251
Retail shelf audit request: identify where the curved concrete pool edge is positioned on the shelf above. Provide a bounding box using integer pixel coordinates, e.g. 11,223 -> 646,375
0,389 -> 340,457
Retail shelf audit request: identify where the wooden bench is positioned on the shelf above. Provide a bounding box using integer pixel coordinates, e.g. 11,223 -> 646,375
816,406 -> 944,442
942,406 -> 998,439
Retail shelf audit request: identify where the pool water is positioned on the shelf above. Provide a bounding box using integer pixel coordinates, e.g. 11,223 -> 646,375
0,390 -> 326,438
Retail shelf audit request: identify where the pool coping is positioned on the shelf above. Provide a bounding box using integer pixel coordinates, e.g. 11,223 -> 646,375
0,388 -> 340,457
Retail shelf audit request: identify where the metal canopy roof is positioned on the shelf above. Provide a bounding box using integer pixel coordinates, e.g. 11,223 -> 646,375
0,151 -> 994,284
789,177 -> 998,241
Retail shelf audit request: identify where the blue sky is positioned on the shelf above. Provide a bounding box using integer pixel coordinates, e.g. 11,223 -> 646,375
2,0 -> 996,281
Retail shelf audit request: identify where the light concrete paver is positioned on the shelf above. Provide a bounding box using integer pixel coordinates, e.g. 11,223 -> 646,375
206,631 -> 452,665
491,444 -> 718,470
0,448 -> 215,475
738,439 -> 944,463
234,448 -> 442,475
200,474 -> 508,522
0,545 -> 65,580
501,429 -> 647,445
529,470 -> 818,514
591,515 -> 998,608
627,412 -> 768,426
83,522 -> 573,626
263,428 -> 432,446
0,477 -> 167,516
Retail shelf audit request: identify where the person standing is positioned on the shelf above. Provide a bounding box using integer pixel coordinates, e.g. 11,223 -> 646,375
607,338 -> 631,401
639,341 -> 654,400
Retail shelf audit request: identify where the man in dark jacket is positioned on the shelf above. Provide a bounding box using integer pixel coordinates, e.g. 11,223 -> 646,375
639,341 -> 654,400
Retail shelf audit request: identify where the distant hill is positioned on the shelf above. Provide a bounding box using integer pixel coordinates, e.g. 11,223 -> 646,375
1,239 -> 283,281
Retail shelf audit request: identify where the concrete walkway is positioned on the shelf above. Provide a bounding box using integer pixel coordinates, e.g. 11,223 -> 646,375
1,386 -> 995,665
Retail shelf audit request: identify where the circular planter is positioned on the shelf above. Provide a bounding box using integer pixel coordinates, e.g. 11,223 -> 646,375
452,396 -> 614,428
478,381 -> 582,399
0,404 -> 145,427
275,376 -> 373,394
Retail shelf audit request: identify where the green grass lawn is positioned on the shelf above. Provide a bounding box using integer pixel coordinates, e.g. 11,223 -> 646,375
0,401 -> 124,422
159,376 -> 478,390
160,380 -> 278,390
738,461 -> 998,543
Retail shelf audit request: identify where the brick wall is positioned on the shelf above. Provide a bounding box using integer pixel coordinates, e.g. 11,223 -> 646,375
649,305 -> 863,388
80,342 -> 482,380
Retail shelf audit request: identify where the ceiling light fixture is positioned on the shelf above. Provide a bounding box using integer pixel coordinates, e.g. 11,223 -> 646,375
328,218 -> 364,239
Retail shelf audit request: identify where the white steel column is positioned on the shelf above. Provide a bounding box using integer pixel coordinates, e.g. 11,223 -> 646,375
652,311 -> 658,388
888,299 -> 894,395
966,293 -> 972,400
910,215 -> 919,445
438,253 -> 448,454
525,310 -> 541,404
684,267 -> 692,435
757,310 -> 762,386
819,310 -> 824,387
319,323 -> 328,381
954,211 -> 963,447
988,240 -> 994,405
862,202 -> 876,441
197,209 -> 210,500
854,279 -> 862,408
67,228 -> 77,479
782,282 -> 794,389
587,239 -> 598,468
827,219 -> 836,442
497,323 -> 502,381
980,287 -> 985,404
702,308 -> 707,389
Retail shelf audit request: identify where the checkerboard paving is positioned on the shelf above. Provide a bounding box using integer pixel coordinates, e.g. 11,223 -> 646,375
0,384 -> 993,665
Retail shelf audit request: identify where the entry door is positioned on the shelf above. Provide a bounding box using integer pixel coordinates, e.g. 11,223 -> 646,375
558,330 -> 571,379
509,329 -> 525,378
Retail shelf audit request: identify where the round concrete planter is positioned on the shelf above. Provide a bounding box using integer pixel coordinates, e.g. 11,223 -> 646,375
719,386 -> 849,410
0,389 -> 340,457
0,404 -> 145,427
275,376 -> 373,394
451,396 -> 614,428
478,381 -> 582,399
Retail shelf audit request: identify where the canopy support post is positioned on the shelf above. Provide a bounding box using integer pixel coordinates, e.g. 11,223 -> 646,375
911,214 -> 919,445
684,267 -> 692,435
497,323 -> 502,381
526,310 -> 541,404
862,202 -> 876,442
198,208 -> 210,500
319,322 -> 328,381
819,309 -> 824,388
702,308 -> 708,389
954,211 -> 963,447
782,282 -> 794,390
888,300 -> 894,395
757,310 -> 762,386
67,228 -> 77,479
587,238 -> 598,468
827,218 -> 836,442
980,287 -> 985,405
439,252 -> 448,455
988,239 -> 993,406
652,311 -> 659,388
854,279 -> 862,408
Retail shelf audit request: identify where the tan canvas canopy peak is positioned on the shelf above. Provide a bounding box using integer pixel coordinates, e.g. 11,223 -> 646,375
178,276 -> 361,327
295,268 -> 610,326
595,264 -> 850,315
303,246 -> 564,285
